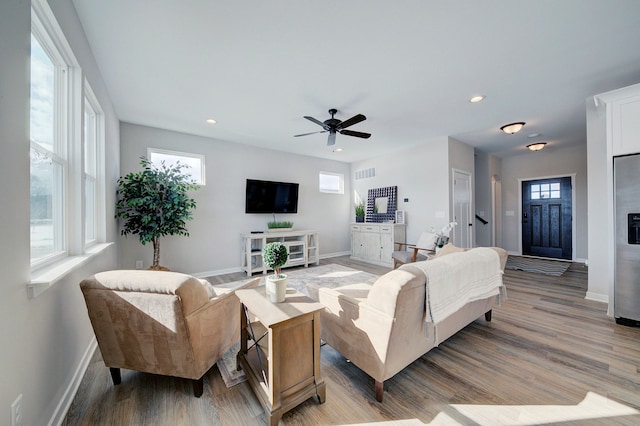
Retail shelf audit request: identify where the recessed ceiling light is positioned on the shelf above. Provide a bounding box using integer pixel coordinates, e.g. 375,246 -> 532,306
334,148 -> 343,152
500,122 -> 525,134
205,118 -> 217,124
527,133 -> 541,138
469,95 -> 485,103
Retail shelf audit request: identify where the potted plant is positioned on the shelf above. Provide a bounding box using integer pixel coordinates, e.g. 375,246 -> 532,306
262,242 -> 289,302
355,201 -> 365,222
115,157 -> 199,270
267,220 -> 294,231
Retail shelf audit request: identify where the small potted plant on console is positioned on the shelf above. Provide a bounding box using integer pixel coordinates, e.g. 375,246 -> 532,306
355,201 -> 365,222
262,242 -> 289,303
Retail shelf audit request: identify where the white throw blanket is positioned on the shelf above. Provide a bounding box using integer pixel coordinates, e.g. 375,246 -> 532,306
407,248 -> 505,343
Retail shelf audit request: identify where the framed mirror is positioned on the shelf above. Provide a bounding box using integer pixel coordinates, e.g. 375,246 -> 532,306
366,186 -> 397,222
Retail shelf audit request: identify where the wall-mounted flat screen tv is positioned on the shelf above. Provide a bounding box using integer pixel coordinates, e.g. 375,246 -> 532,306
245,179 -> 299,214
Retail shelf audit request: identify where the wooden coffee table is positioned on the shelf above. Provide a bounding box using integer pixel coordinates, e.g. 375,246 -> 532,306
236,286 -> 326,426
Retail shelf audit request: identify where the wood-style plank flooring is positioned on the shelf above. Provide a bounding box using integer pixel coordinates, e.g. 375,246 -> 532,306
63,256 -> 640,425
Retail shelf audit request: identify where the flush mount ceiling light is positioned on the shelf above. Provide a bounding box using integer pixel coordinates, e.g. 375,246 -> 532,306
527,142 -> 547,151
205,118 -> 217,124
500,122 -> 526,134
469,95 -> 485,103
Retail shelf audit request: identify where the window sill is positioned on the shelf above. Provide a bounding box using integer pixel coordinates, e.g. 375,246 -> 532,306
28,242 -> 114,299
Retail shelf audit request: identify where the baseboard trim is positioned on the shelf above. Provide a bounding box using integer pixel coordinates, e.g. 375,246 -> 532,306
585,291 -> 609,304
49,337 -> 97,426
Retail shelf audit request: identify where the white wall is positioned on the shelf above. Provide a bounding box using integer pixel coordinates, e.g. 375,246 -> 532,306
0,1 -> 120,425
587,83 -> 640,308
474,151 -> 502,247
448,137 -> 476,246
119,123 -> 352,275
500,144 -> 588,261
351,138 -> 451,241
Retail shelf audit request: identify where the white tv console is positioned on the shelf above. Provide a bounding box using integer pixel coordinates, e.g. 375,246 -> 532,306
241,230 -> 320,276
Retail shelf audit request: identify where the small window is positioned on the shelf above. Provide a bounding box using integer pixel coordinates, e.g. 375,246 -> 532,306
147,148 -> 205,185
531,182 -> 561,200
319,171 -> 344,194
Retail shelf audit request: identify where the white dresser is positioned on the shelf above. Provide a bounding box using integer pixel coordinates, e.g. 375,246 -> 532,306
350,223 -> 405,267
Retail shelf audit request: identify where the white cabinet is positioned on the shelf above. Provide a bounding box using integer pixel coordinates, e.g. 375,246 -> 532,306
350,223 -> 405,267
242,230 -> 320,276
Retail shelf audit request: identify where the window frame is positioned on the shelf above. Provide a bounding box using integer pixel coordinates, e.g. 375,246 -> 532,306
319,171 -> 344,194
30,0 -> 107,279
147,147 -> 206,185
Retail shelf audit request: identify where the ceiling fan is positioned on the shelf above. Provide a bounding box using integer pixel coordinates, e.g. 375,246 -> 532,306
294,108 -> 371,146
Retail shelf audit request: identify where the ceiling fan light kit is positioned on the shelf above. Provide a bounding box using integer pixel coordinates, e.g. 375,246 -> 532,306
294,108 -> 371,147
500,122 -> 526,134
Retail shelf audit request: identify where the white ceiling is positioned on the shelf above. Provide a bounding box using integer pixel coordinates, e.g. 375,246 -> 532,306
72,0 -> 640,163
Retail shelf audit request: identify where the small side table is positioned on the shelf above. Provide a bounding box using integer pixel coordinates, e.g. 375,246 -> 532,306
236,287 -> 326,426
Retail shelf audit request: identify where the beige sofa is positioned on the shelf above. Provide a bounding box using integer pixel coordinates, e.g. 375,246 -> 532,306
319,246 -> 507,402
80,270 -> 259,397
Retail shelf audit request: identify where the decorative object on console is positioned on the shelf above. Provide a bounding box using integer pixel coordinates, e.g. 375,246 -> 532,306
267,220 -> 293,231
395,210 -> 405,225
366,186 -> 398,223
115,157 -> 199,270
355,201 -> 365,222
262,242 -> 289,302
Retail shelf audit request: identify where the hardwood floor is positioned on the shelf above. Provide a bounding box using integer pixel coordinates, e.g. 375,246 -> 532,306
63,257 -> 640,425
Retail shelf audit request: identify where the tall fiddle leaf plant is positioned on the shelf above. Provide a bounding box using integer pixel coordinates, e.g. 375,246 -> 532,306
115,157 -> 199,269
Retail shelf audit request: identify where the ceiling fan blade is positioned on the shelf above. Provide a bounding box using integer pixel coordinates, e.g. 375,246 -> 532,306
337,114 -> 366,130
304,116 -> 330,130
327,131 -> 336,146
294,130 -> 327,137
340,129 -> 371,139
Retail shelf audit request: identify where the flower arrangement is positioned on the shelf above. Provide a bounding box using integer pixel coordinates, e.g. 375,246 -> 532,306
262,242 -> 289,278
430,221 -> 457,248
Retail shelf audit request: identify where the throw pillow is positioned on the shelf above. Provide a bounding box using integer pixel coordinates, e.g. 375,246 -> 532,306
433,243 -> 466,259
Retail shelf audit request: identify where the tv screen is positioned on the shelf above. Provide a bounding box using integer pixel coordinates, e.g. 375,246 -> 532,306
245,179 -> 299,214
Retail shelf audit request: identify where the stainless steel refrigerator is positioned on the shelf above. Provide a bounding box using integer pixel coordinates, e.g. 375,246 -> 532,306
614,154 -> 640,326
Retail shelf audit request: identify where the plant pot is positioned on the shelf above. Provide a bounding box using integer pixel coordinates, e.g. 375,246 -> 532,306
355,216 -> 364,223
268,227 -> 293,232
266,274 -> 287,303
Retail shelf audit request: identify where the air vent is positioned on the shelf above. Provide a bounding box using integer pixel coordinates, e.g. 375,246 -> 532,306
354,167 -> 375,180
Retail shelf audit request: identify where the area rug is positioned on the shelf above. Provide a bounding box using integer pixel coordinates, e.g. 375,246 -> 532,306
216,342 -> 245,388
505,255 -> 570,276
214,264 -> 379,387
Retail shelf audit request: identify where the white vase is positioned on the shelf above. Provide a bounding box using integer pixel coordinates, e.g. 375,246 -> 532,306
266,274 -> 287,303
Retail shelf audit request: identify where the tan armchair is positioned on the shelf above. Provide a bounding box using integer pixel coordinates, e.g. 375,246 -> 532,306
391,231 -> 437,269
80,270 -> 259,397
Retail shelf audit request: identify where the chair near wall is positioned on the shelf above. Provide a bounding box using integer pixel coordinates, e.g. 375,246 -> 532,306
391,231 -> 437,269
80,270 -> 258,397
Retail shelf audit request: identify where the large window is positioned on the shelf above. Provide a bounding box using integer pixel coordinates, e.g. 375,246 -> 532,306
30,28 -> 67,264
84,84 -> 104,245
30,0 -> 106,272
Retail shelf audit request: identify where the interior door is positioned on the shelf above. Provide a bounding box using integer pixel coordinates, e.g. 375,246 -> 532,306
453,170 -> 472,248
522,177 -> 572,259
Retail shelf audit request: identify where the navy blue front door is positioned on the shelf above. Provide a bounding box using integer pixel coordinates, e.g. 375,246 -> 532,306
522,177 -> 572,260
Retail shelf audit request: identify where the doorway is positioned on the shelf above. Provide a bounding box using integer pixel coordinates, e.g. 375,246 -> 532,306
521,176 -> 572,260
453,170 -> 473,248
